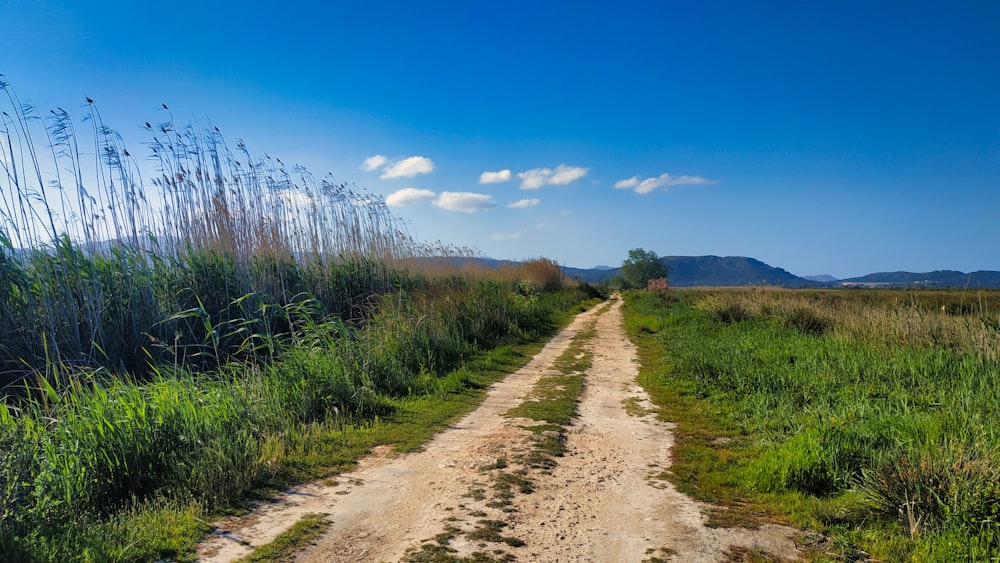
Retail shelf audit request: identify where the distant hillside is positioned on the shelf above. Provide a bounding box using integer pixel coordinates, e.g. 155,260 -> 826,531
562,265 -> 617,283
659,256 -> 821,287
841,270 -> 1000,288
804,275 -> 840,283
563,256 -> 821,287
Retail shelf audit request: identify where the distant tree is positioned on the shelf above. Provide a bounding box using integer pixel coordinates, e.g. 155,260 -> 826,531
621,248 -> 668,289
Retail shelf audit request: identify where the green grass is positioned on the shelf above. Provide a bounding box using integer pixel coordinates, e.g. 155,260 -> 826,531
622,396 -> 648,417
504,319 -> 598,426
622,289 -> 1000,561
233,513 -> 331,563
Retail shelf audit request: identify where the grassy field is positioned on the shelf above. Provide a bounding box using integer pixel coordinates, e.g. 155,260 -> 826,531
623,288 -> 1000,561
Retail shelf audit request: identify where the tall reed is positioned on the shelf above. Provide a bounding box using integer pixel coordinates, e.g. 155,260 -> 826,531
0,76 -> 430,391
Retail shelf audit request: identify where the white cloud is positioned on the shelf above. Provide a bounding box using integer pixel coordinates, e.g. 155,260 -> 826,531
614,173 -> 714,195
508,198 -> 540,209
361,154 -> 388,171
479,169 -> 511,184
613,176 -> 640,189
385,187 -> 436,207
381,156 -> 435,179
549,164 -> 589,185
517,168 -> 551,190
433,191 -> 496,213
491,231 -> 523,241
517,164 -> 589,189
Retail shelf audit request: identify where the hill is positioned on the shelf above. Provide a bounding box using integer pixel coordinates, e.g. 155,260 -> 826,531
564,256 -> 821,287
803,275 -> 840,283
660,256 -> 821,287
841,270 -> 1000,288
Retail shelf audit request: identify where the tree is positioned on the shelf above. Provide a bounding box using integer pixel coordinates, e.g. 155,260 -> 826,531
621,248 -> 667,289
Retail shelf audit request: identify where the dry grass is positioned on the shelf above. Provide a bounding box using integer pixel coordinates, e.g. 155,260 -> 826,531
694,287 -> 1000,359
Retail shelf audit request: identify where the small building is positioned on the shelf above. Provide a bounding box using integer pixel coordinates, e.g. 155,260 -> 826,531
646,277 -> 669,291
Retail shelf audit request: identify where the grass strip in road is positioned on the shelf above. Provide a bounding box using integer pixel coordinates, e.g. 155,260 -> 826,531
232,513 -> 331,563
504,321 -> 596,464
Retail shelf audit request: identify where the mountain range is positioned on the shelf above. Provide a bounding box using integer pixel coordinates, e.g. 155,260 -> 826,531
560,256 -> 1000,289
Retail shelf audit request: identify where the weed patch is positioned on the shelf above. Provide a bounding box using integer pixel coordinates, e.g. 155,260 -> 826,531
643,545 -> 679,562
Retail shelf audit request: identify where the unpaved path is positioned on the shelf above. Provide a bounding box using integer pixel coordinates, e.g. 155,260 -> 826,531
198,298 -> 801,562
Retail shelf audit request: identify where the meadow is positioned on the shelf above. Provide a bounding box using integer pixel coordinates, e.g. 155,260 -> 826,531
0,78 -> 601,561
623,287 -> 1000,561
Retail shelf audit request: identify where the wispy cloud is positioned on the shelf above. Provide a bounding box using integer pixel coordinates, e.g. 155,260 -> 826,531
361,154 -> 388,172
491,231 -> 523,241
433,191 -> 496,213
385,187 -> 436,207
382,156 -> 435,179
614,173 -> 714,195
479,169 -> 511,184
613,176 -> 640,189
517,164 -> 589,189
508,198 -> 540,209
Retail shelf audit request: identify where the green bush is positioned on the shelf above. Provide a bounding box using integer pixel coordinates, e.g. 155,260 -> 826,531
858,443 -> 1000,533
782,307 -> 832,336
713,302 -> 753,324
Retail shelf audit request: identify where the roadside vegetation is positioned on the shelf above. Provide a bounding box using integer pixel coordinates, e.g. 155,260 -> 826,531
623,287 -> 1000,561
0,78 -> 604,562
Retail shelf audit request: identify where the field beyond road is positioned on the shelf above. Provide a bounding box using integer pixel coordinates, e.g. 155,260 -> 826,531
623,288 -> 1000,561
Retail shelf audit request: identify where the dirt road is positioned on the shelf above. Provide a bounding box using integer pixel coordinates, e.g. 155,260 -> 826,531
198,298 -> 800,562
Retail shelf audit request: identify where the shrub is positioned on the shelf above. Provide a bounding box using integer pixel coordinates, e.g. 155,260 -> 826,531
714,302 -> 753,324
857,443 -> 1000,535
782,307 -> 832,336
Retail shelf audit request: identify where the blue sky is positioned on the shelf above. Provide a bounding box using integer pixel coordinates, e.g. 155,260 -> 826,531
2,0 -> 998,278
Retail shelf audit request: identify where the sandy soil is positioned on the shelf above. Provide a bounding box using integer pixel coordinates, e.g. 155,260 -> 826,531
197,298 -> 802,562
